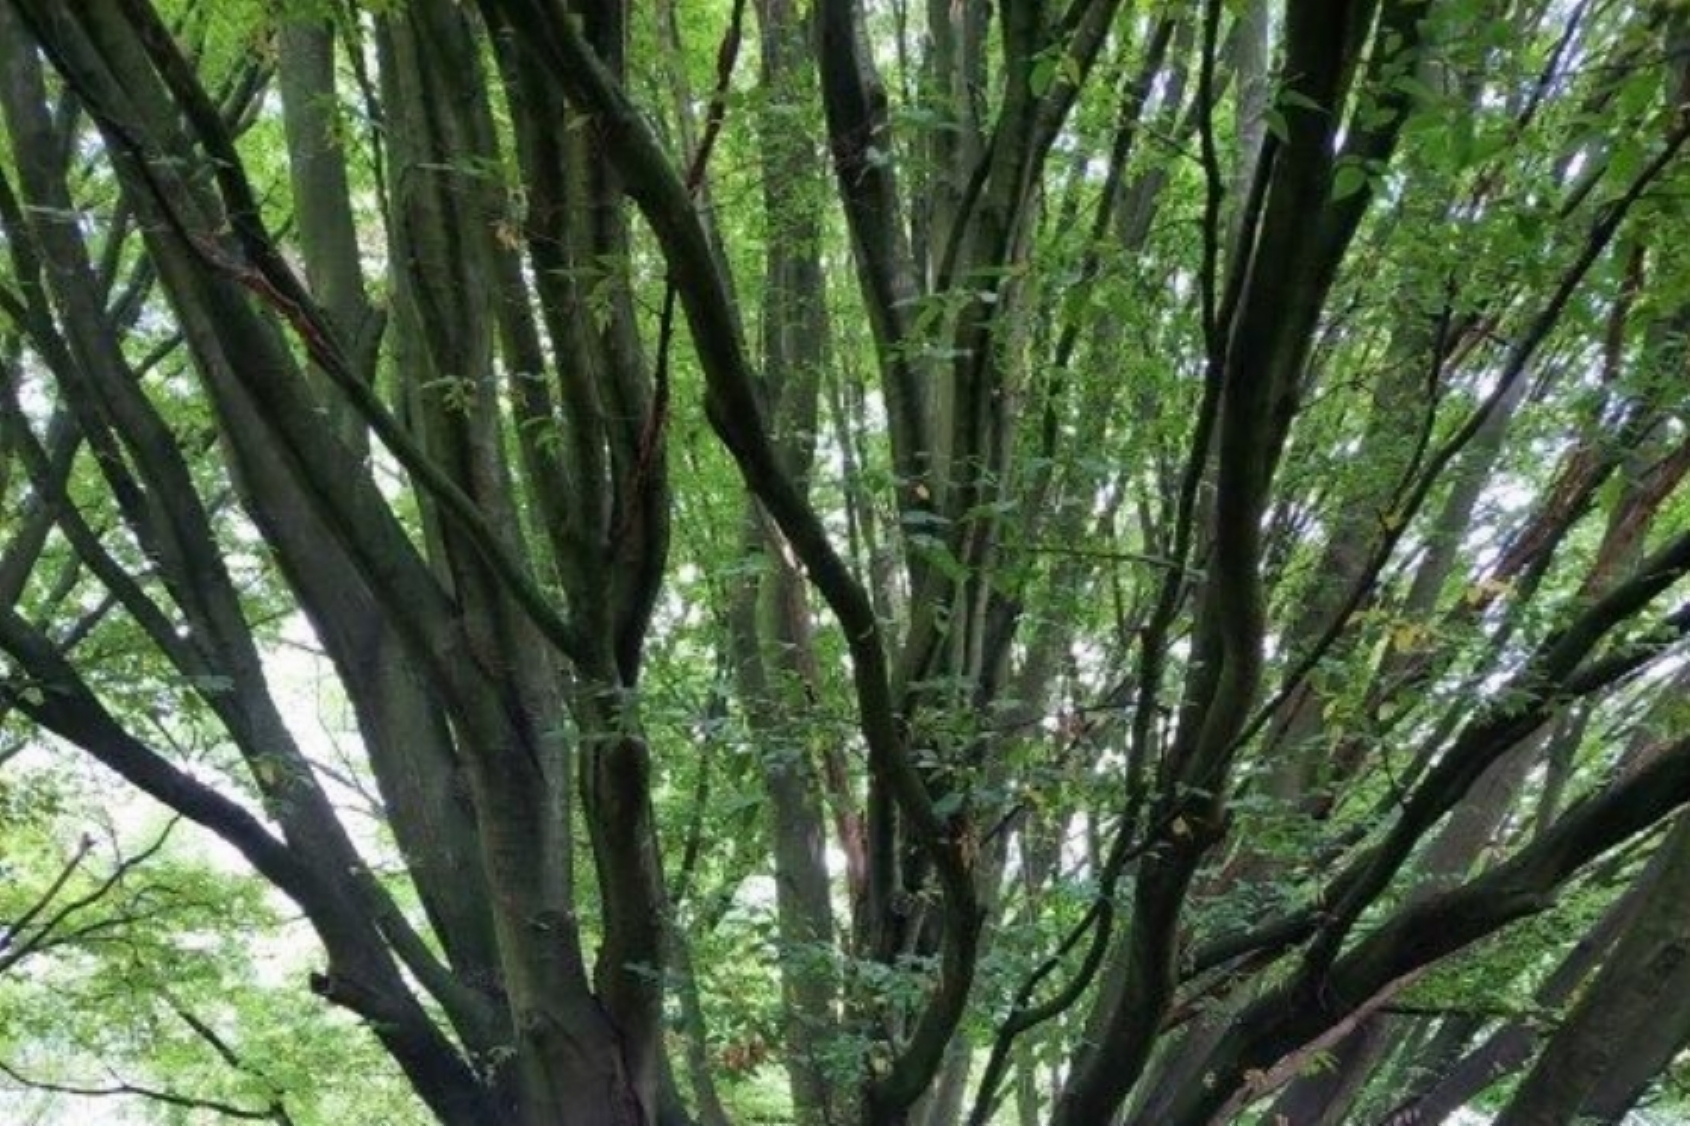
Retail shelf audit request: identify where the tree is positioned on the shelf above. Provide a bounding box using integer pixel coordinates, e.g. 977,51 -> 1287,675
1,1 -> 1689,1124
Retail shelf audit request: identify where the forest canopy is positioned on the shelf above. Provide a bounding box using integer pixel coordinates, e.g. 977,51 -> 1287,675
2,1 -> 1690,1124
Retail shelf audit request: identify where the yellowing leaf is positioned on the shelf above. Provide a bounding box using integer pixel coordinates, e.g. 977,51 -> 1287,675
1390,621 -> 1429,651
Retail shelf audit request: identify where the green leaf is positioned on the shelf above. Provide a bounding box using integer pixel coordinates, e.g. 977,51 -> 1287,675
1332,163 -> 1370,201
1029,55 -> 1058,97
1278,88 -> 1327,114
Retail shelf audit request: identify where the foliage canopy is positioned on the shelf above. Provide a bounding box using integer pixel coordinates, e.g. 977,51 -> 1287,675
3,1 -> 1690,1125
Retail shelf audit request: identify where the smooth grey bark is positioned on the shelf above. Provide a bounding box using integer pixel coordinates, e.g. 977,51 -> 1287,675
910,1037 -> 970,1126
1496,812 -> 1690,1125
272,13 -> 503,1021
6,4 -> 1690,1126
1279,383 -> 1690,1122
811,0 -> 1124,1118
0,13 -> 502,1110
713,2 -> 849,1121
6,1 -> 671,1121
1264,731 -> 1542,1124
728,542 -> 842,1126
1370,877 -> 1636,1126
1151,727 -> 1690,1126
1057,5 -> 1424,1120
275,17 -> 380,448
1578,982 -> 1690,1122
666,923 -> 732,1126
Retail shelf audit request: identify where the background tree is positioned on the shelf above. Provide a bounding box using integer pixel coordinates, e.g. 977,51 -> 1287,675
2,1 -> 1689,1125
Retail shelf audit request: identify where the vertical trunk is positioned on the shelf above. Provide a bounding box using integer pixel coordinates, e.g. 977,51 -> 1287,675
725,4 -> 846,1123
911,1037 -> 970,1126
1370,816 -> 1668,1126
275,16 -> 378,450
667,923 -> 734,1126
1265,729 -> 1542,1123
1495,812 -> 1690,1126
732,558 -> 843,1125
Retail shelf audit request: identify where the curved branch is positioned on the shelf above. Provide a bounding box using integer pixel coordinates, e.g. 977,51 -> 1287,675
485,7 -> 992,1112
99,0 -> 589,669
0,834 -> 94,974
0,1058 -> 278,1123
1163,729 -> 1690,1126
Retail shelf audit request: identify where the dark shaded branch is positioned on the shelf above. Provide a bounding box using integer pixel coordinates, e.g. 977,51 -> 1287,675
0,833 -> 94,974
0,1059 -> 276,1122
1159,729 -> 1690,1126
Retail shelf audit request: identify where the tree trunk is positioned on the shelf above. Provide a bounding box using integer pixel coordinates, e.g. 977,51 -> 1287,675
1496,812 -> 1690,1126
